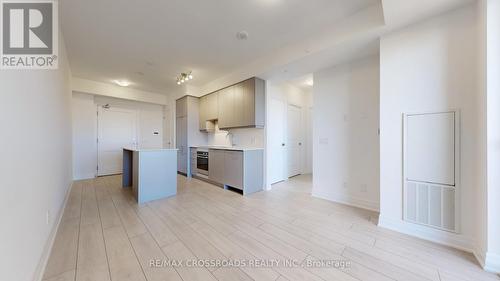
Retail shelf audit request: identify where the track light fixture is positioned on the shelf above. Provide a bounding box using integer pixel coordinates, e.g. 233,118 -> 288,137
176,71 -> 194,85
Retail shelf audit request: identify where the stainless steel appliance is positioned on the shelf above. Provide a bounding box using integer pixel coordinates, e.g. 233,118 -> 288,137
196,149 -> 209,175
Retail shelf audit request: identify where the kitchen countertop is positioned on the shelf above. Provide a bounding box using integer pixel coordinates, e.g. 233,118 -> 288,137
190,145 -> 263,151
123,147 -> 178,152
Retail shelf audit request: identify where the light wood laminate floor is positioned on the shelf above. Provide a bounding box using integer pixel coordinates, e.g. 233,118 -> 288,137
43,174 -> 499,281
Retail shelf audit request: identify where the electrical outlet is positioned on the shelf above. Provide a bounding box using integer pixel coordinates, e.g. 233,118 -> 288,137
360,184 -> 368,192
46,210 -> 50,225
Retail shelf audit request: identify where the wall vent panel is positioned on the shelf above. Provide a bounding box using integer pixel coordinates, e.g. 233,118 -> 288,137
403,111 -> 459,233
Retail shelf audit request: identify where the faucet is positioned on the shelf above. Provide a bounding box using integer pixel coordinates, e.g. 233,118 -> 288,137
226,131 -> 234,147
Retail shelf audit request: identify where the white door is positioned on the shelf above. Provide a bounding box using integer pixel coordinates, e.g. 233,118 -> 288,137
287,104 -> 302,178
97,106 -> 137,176
269,99 -> 286,184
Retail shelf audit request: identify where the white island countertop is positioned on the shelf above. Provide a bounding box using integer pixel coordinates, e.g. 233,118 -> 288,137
123,147 -> 178,152
190,145 -> 263,151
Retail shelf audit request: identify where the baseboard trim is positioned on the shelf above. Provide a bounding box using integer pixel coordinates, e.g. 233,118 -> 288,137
378,215 -> 474,253
312,191 -> 380,212
73,173 -> 96,181
474,246 -> 486,268
33,181 -> 73,281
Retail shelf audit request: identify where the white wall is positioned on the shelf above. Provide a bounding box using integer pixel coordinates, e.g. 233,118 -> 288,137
265,81 -> 313,186
72,93 -> 98,180
72,93 -> 165,180
379,4 -> 479,251
312,56 -> 380,211
72,77 -> 168,105
483,0 -> 500,272
206,126 -> 265,148
0,35 -> 73,281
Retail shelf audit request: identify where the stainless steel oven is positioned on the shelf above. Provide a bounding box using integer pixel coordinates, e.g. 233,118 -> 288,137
196,150 -> 209,175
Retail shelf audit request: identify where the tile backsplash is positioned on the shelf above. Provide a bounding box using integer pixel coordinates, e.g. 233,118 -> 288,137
207,122 -> 264,147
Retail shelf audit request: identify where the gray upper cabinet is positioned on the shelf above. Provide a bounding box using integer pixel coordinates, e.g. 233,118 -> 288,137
199,77 -> 265,131
220,77 -> 264,129
206,92 -> 219,121
176,97 -> 187,118
199,93 -> 218,131
218,86 -> 235,129
199,95 -> 208,130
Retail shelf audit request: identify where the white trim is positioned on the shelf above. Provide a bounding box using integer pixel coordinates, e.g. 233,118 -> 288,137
484,252 -> 500,273
378,215 -> 473,253
33,182 -> 74,281
474,246 -> 487,269
312,190 -> 380,212
73,173 -> 96,181
473,246 -> 500,273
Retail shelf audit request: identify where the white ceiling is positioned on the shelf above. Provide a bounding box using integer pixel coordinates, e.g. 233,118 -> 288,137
60,0 -> 377,94
287,74 -> 314,91
61,0 -> 474,96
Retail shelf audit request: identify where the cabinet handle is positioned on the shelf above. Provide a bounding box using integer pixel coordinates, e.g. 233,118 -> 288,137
282,143 -> 285,146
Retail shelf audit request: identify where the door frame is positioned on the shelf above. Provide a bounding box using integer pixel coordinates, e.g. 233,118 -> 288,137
97,105 -> 138,176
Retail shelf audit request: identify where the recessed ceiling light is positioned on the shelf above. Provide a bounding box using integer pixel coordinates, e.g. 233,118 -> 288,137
306,79 -> 314,86
236,31 -> 249,40
113,80 -> 131,87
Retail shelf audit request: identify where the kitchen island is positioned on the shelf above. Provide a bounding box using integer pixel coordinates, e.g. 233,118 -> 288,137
122,147 -> 178,204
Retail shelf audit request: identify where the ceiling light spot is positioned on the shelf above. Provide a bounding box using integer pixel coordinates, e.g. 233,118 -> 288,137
236,31 -> 249,40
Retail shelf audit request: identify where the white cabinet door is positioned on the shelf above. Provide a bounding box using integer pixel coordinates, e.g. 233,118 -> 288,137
224,151 -> 244,189
97,106 -> 137,176
406,112 -> 455,185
